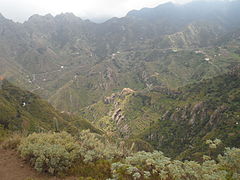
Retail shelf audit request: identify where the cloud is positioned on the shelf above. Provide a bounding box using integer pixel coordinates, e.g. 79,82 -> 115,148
0,0 -> 193,22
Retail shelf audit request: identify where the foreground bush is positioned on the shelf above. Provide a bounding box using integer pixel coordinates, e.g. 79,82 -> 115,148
77,130 -> 125,162
110,151 -> 231,180
0,125 -> 8,143
18,132 -> 80,174
1,133 -> 22,149
69,159 -> 112,179
218,148 -> 240,179
18,130 -> 123,176
17,131 -> 240,179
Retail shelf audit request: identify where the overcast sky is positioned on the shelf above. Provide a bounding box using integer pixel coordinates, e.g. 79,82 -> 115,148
0,0 -> 207,22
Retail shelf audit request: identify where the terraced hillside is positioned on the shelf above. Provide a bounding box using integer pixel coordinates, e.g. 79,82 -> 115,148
1,1 -> 240,113
81,67 -> 240,160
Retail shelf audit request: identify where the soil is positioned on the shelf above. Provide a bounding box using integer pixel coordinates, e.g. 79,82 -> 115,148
0,149 -> 77,180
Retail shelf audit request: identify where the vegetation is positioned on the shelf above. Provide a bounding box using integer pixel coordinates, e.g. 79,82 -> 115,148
0,124 -> 8,143
110,148 -> 240,180
1,1 -> 240,113
135,68 -> 240,160
6,131 -> 238,179
0,79 -> 101,134
1,133 -> 22,150
81,67 -> 240,161
0,1 -> 240,179
76,130 -> 125,163
1,68 -> 239,178
17,131 -> 123,176
18,132 -> 80,174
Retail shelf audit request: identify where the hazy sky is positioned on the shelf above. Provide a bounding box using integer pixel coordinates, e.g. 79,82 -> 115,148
0,0 -> 195,22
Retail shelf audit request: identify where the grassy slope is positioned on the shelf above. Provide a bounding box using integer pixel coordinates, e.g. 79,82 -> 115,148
81,67 -> 240,160
1,11 -> 240,114
138,68 -> 240,160
52,46 -> 240,113
0,79 -> 101,134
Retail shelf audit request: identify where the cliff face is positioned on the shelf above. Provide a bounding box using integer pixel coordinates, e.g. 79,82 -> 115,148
139,68 -> 240,159
143,102 -> 232,158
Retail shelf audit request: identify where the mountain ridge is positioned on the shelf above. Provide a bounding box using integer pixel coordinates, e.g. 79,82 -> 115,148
0,0 -> 240,113
80,66 -> 240,159
0,79 -> 101,134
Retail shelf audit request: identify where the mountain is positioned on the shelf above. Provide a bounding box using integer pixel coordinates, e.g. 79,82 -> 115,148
81,66 -> 240,160
0,78 -> 100,134
0,1 -> 240,113
140,67 -> 240,160
1,2 -> 240,178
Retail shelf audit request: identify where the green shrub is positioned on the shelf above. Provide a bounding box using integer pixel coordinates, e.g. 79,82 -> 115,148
0,124 -> 8,143
218,148 -> 240,179
18,131 -> 80,175
78,177 -> 96,180
1,133 -> 22,149
17,131 -> 240,179
76,130 -> 125,162
17,130 -> 124,176
110,151 -> 227,180
69,159 -> 112,179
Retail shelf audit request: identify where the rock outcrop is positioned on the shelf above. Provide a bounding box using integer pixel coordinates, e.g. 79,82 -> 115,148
121,88 -> 135,96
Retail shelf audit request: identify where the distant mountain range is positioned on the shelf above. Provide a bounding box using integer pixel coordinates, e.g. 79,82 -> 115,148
0,0 -> 240,113
0,0 -> 240,161
0,1 -> 240,112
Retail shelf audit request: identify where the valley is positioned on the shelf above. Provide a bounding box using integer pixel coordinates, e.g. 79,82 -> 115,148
1,1 -> 240,113
0,1 -> 240,179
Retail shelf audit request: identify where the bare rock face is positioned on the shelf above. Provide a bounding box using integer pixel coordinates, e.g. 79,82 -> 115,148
121,88 -> 135,96
209,105 -> 227,126
104,88 -> 135,104
103,96 -> 112,104
102,88 -> 135,137
160,101 -> 215,127
103,93 -> 117,104
110,107 -> 130,137
112,108 -> 124,124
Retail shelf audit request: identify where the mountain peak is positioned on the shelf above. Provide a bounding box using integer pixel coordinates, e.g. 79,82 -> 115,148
55,12 -> 82,22
28,14 -> 54,23
57,12 -> 76,17
0,13 -> 7,21
44,13 -> 54,19
126,2 -> 176,18
156,2 -> 174,7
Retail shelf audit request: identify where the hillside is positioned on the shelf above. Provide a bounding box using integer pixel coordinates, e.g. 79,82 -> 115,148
1,1 -> 240,179
0,1 -> 240,113
140,67 -> 240,160
0,79 -> 100,134
81,67 -> 240,160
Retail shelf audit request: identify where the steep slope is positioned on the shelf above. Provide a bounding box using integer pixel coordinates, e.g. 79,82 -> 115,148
50,46 -> 240,112
81,67 -> 240,159
139,67 -> 240,159
1,1 -> 240,113
0,79 -> 100,134
96,0 -> 240,52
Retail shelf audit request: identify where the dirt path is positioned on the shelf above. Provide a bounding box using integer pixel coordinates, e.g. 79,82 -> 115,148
0,149 -> 76,180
